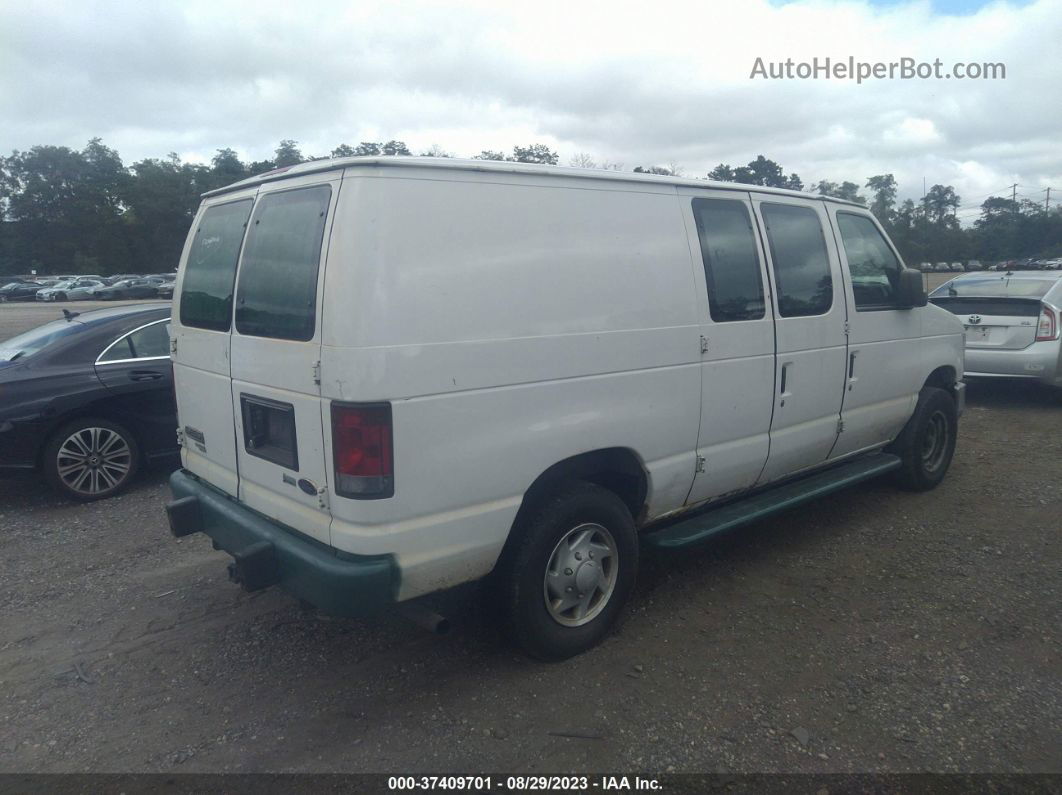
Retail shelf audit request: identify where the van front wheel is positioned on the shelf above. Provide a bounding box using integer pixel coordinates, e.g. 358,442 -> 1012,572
500,481 -> 638,661
889,386 -> 957,491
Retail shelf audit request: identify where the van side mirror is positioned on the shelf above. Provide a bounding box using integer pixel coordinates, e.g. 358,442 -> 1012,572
897,268 -> 927,308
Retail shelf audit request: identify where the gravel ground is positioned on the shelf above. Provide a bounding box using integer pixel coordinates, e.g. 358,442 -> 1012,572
0,300 -> 166,340
0,282 -> 1057,776
0,379 -> 1058,775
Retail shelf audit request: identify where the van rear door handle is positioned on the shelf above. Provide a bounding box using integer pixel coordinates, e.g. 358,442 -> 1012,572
779,363 -> 789,395
129,370 -> 163,382
848,352 -> 857,378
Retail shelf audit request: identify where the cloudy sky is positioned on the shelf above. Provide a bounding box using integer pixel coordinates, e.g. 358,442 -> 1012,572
2,0 -> 1060,218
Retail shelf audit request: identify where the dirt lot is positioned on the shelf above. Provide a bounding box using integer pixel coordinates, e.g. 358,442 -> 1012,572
0,296 -> 1059,776
0,299 -> 165,341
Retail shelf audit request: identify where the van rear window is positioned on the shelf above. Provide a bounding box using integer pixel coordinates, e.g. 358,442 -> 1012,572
235,185 -> 332,341
930,276 -> 1056,300
179,199 -> 253,331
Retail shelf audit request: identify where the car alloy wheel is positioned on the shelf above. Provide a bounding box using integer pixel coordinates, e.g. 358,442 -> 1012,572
56,426 -> 133,496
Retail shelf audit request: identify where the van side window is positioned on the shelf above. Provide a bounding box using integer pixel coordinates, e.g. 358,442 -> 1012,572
179,199 -> 253,331
235,185 -> 332,342
761,203 -> 833,317
691,198 -> 766,322
836,212 -> 903,310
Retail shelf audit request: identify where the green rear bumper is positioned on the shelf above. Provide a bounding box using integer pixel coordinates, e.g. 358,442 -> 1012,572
167,469 -> 396,616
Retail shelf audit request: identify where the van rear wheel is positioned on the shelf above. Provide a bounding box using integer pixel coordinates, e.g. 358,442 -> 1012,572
889,386 -> 957,491
499,481 -> 638,661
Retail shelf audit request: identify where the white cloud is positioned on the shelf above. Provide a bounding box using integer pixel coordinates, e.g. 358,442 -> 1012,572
1,0 -> 1059,210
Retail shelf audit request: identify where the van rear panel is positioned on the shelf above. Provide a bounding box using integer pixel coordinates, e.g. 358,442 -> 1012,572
173,172 -> 342,544
172,192 -> 256,496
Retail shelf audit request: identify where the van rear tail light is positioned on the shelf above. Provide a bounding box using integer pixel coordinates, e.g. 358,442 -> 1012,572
331,403 -> 394,499
1036,305 -> 1058,341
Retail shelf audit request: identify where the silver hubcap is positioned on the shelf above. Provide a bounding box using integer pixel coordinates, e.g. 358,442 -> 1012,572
56,427 -> 132,495
543,523 -> 618,627
921,410 -> 949,473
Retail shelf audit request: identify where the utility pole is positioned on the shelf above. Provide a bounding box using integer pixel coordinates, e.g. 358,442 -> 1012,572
1044,187 -> 1052,211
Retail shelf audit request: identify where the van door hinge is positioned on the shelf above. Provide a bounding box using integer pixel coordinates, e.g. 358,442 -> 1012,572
695,454 -> 706,473
176,427 -> 185,447
170,336 -> 178,354
843,321 -> 850,335
836,418 -> 845,433
312,360 -> 321,386
317,486 -> 329,511
699,335 -> 709,354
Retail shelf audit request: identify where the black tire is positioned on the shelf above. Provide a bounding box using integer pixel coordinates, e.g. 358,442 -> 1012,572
55,292 -> 67,302
888,386 -> 957,491
43,418 -> 141,502
496,481 -> 639,661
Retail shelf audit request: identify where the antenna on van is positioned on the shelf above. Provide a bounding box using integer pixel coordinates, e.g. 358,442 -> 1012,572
62,309 -> 80,322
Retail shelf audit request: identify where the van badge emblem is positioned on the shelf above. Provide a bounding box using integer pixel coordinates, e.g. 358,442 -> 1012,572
967,315 -> 981,325
297,478 -> 318,496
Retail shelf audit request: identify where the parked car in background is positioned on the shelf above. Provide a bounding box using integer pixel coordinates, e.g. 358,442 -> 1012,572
155,281 -> 175,299
92,278 -> 160,300
930,270 -> 1062,388
0,281 -> 46,302
35,279 -> 106,302
950,262 -> 964,272
0,303 -> 175,501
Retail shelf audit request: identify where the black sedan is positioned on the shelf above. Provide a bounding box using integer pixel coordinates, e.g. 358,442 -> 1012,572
92,278 -> 159,300
0,303 -> 177,501
0,281 -> 45,302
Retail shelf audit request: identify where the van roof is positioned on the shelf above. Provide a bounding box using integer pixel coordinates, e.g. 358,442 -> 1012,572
201,156 -> 867,207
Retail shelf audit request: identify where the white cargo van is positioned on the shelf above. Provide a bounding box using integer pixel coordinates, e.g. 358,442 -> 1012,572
166,158 -> 965,660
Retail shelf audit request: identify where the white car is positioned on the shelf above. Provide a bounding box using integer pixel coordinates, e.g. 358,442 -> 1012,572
165,158 -> 966,660
930,270 -> 1062,386
35,279 -> 105,301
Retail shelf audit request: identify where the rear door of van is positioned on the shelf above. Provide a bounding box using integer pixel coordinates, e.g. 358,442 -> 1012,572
172,187 -> 258,496
228,172 -> 342,545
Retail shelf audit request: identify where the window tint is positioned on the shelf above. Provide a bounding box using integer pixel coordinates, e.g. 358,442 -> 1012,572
235,185 -> 331,341
99,321 -> 170,362
692,198 -> 765,322
837,213 -> 903,309
179,199 -> 253,331
761,203 -> 833,317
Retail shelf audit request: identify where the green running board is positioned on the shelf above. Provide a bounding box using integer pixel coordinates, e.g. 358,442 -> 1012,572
642,453 -> 902,550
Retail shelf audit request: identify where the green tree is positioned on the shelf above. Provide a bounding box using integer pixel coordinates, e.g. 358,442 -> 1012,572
473,150 -> 506,161
707,164 -> 736,182
381,140 -> 411,156
866,174 -> 897,223
331,144 -> 356,157
509,144 -> 559,165
273,139 -> 304,168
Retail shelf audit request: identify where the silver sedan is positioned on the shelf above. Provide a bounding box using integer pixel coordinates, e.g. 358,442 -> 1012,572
35,279 -> 106,302
929,270 -> 1062,387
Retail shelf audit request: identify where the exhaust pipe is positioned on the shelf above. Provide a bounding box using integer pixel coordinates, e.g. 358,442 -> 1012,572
397,602 -> 450,635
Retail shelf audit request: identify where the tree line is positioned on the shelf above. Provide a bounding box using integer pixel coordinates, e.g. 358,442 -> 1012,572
1,139 -> 1058,277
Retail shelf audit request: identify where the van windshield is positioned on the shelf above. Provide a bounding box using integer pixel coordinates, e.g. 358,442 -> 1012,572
235,185 -> 331,341
179,199 -> 253,331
